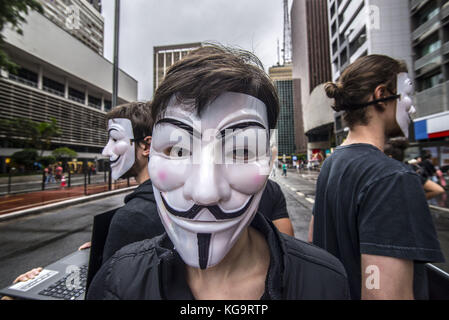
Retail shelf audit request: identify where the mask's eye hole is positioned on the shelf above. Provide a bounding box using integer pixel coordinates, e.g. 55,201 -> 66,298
230,148 -> 256,162
163,146 -> 191,158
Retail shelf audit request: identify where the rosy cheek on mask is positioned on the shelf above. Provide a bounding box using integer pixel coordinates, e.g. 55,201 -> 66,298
224,160 -> 270,195
113,141 -> 130,155
158,170 -> 167,182
149,154 -> 190,192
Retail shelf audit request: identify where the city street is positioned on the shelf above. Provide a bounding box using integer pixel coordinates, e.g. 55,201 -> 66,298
1,169 -> 448,290
0,192 -> 129,289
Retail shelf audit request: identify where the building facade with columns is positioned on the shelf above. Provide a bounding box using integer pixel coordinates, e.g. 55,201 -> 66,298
0,8 -> 137,172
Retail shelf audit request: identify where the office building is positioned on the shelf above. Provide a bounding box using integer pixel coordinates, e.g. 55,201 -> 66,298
410,0 -> 449,168
269,64 -> 297,158
153,42 -> 202,91
0,8 -> 137,172
327,0 -> 413,144
38,0 -> 104,55
291,0 -> 334,160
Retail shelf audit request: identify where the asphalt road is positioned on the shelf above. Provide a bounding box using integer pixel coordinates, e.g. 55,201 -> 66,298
0,192 -> 130,289
1,168 -> 448,290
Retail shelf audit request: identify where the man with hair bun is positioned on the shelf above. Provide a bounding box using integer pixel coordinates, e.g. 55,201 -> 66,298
310,54 -> 444,300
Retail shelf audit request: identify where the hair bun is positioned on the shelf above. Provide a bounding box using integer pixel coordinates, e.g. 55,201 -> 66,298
325,82 -> 344,111
325,82 -> 342,99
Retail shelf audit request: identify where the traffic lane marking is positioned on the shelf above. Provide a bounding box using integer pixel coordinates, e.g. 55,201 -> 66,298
0,198 -> 24,205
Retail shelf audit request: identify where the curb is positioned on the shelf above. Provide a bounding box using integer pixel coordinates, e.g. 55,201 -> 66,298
0,186 -> 137,223
429,205 -> 449,217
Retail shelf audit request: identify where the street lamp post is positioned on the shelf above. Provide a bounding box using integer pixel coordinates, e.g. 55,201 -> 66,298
112,0 -> 120,109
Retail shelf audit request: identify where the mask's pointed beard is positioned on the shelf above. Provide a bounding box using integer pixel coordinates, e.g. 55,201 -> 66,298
197,233 -> 212,270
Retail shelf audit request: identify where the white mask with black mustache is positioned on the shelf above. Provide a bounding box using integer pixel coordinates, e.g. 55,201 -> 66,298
149,92 -> 273,269
102,118 -> 136,180
396,73 -> 416,138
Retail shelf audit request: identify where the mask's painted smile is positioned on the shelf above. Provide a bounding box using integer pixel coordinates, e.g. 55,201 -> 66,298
160,192 -> 254,220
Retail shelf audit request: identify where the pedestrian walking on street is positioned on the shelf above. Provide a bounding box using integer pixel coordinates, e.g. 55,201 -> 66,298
282,163 -> 287,177
310,54 -> 444,300
45,165 -> 55,184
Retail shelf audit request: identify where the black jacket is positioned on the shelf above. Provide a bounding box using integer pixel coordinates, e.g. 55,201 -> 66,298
102,179 -> 165,263
88,212 -> 350,300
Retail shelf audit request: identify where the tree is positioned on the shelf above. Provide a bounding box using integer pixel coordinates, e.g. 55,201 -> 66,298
0,117 -> 61,155
11,148 -> 38,170
52,147 -> 77,160
0,0 -> 43,71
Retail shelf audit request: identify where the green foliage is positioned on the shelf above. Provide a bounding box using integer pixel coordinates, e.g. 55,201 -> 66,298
52,147 -> 77,160
0,117 -> 61,155
38,155 -> 56,167
0,0 -> 43,71
11,148 -> 38,169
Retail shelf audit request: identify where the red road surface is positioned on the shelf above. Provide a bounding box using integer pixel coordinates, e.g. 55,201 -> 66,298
0,181 -> 138,215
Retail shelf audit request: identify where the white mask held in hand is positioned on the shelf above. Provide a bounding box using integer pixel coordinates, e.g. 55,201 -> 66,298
149,92 -> 273,269
102,118 -> 136,180
396,73 -> 416,138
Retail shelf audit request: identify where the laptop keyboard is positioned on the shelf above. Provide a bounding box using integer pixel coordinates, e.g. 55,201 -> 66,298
38,265 -> 87,300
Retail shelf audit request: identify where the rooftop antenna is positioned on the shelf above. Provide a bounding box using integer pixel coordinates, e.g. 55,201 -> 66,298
283,0 -> 292,65
277,38 -> 280,66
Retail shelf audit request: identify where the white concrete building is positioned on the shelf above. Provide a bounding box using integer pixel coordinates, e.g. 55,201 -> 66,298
327,0 -> 413,143
0,9 -> 138,172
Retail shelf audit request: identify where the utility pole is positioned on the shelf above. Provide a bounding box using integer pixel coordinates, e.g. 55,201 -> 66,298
112,0 -> 120,108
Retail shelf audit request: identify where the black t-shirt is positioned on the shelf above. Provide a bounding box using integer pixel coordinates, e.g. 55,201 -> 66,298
258,179 -> 290,221
312,144 -> 445,300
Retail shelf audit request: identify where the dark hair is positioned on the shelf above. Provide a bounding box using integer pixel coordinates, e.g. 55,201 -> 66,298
106,101 -> 153,139
324,54 -> 408,129
151,44 -> 279,130
384,138 -> 409,162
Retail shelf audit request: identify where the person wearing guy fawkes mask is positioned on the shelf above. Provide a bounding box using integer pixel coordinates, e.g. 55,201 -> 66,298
87,45 -> 350,300
100,102 -> 165,263
309,55 -> 444,300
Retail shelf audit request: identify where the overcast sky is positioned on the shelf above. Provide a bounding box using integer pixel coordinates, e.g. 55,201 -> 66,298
101,0 -> 286,101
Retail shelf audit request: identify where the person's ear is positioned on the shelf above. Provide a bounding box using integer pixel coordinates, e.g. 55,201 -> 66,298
373,84 -> 387,101
142,136 -> 151,157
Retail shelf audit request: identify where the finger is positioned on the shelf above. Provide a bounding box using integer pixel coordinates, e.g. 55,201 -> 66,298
13,274 -> 26,284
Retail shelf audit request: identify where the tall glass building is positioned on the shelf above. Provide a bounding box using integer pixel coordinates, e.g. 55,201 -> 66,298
275,79 -> 296,157
269,64 -> 296,158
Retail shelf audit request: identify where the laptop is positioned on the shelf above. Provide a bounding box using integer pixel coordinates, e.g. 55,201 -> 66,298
0,209 -> 117,300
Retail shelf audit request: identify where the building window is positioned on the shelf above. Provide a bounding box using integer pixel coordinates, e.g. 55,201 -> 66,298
9,67 -> 38,87
349,26 -> 367,56
420,72 -> 444,91
43,77 -> 64,97
88,95 -> 102,110
104,100 -> 112,112
419,35 -> 441,58
332,39 -> 338,56
68,87 -> 85,104
416,3 -> 439,29
330,3 -> 336,17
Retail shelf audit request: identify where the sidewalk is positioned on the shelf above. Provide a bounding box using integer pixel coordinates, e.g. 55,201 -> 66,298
0,180 -> 138,216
